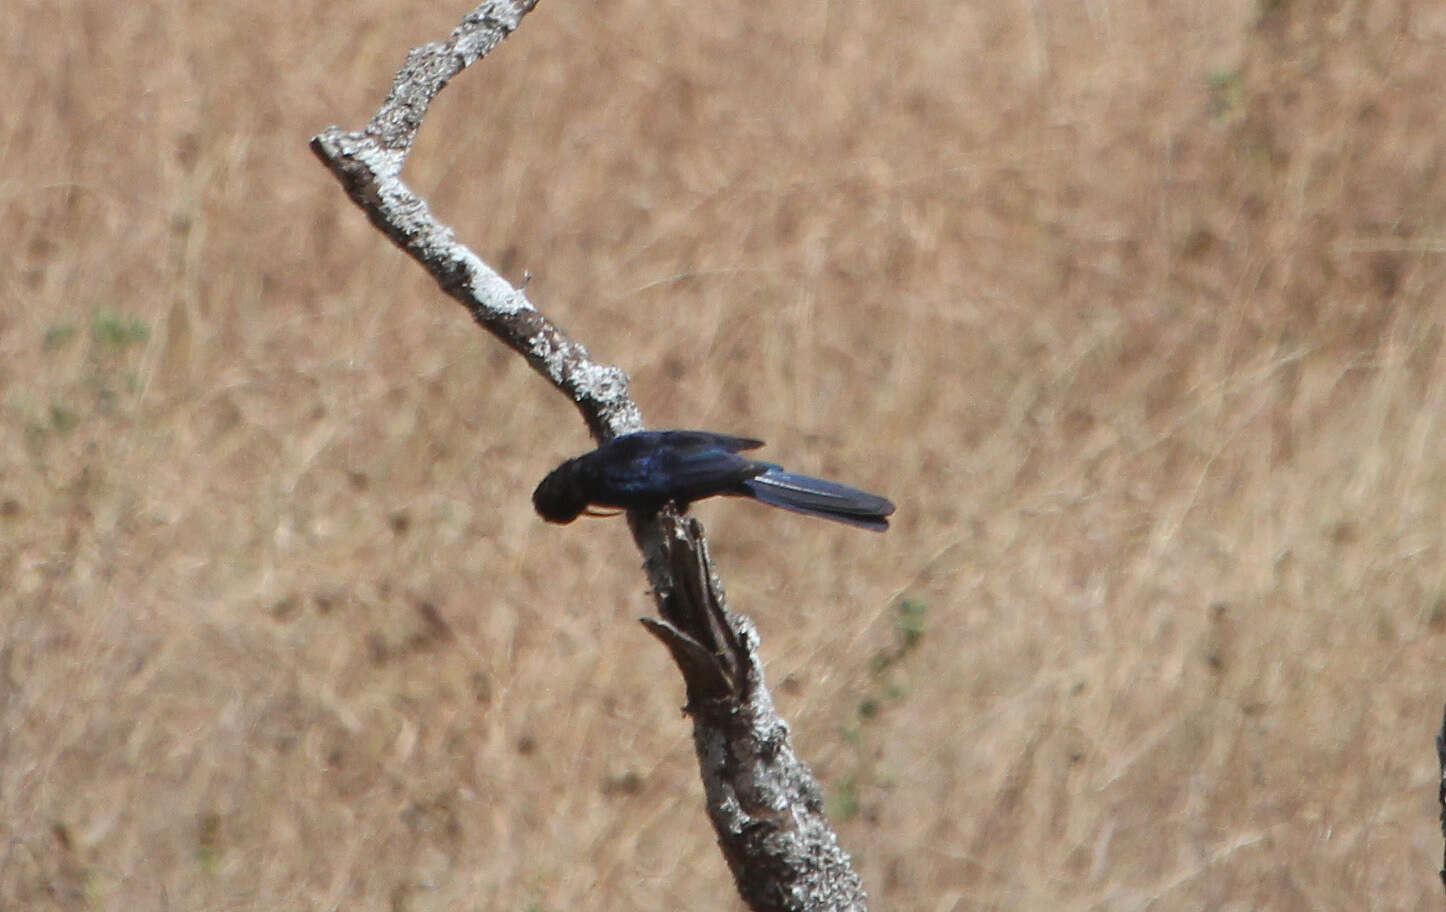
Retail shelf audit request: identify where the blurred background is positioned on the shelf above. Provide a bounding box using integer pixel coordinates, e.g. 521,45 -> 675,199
3,0 -> 1443,908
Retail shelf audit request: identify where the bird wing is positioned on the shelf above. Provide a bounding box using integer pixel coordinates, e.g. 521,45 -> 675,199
644,430 -> 765,453
587,431 -> 767,506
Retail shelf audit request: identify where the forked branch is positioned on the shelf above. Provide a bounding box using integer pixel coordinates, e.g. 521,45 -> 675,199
309,3 -> 867,909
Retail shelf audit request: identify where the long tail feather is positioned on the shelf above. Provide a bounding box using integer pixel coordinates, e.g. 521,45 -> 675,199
742,469 -> 894,531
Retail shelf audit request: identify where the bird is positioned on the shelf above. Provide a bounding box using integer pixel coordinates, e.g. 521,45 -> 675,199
532,430 -> 895,531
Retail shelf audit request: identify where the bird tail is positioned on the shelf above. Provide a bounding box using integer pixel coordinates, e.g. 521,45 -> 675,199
742,469 -> 895,531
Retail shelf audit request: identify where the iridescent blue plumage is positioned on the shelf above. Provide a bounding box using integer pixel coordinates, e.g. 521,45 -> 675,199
532,430 -> 894,531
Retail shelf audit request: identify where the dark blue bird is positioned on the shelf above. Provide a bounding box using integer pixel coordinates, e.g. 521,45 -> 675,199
532,430 -> 895,531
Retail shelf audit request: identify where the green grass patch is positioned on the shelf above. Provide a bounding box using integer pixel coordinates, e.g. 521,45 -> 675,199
92,310 -> 150,349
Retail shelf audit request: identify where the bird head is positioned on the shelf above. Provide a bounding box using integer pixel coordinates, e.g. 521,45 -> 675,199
531,458 -> 588,524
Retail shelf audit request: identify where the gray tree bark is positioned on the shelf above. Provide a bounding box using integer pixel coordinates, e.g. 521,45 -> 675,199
309,3 -> 869,909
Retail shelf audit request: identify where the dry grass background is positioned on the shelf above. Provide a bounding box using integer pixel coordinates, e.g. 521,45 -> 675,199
2,0 -> 1444,909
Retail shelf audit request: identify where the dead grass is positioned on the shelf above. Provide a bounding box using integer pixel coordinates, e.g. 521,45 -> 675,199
2,0 -> 1443,908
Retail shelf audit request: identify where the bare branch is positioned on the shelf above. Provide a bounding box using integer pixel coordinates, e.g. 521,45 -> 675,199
310,4 -> 868,908
640,516 -> 868,911
310,0 -> 639,442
